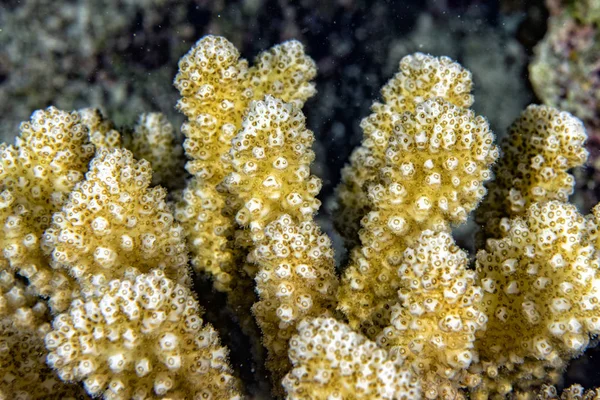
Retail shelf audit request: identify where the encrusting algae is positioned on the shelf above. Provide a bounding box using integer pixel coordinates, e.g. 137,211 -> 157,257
1,34 -> 600,400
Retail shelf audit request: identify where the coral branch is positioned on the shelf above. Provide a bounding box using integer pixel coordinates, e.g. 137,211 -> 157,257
283,317 -> 421,399
338,95 -> 497,336
473,201 -> 600,397
334,53 -> 476,248
45,270 -> 241,400
173,35 -> 317,297
223,96 -> 338,386
476,105 -> 588,240
377,230 -> 487,399
43,148 -> 190,296
0,107 -> 95,312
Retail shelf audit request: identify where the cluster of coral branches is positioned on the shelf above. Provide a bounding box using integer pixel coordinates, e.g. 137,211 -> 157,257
2,33 -> 600,400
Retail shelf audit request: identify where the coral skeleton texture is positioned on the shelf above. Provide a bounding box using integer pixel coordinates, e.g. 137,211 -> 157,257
337,62 -> 498,338
43,148 -> 191,296
173,35 -> 317,297
45,270 -> 240,400
476,105 -> 588,241
2,33 -> 600,400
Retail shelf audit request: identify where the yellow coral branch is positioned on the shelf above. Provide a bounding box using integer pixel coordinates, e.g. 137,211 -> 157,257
223,96 -> 338,386
334,53 -> 476,248
0,107 -> 95,312
476,105 -> 588,240
338,95 -> 497,336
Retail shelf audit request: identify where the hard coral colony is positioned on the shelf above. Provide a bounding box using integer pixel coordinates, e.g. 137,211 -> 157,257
1,32 -> 599,400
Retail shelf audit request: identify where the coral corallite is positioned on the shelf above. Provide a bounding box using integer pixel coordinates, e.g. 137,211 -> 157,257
338,97 -> 498,335
473,201 -> 600,396
283,317 -> 421,400
43,148 -> 190,294
377,230 -> 487,399
45,270 -> 241,400
0,106 -> 95,312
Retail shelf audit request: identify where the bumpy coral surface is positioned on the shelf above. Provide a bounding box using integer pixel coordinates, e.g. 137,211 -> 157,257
175,35 -> 316,178
474,202 -> 600,395
173,35 -> 317,293
126,113 -> 185,190
0,269 -> 49,332
377,231 -> 487,399
335,53 -> 475,247
283,317 -> 421,400
0,107 -> 95,312
78,108 -> 122,150
477,105 -> 588,240
339,97 -> 497,335
43,148 -> 190,293
45,270 -> 240,400
1,320 -> 89,400
251,215 -> 336,376
223,96 -> 338,382
224,96 -> 322,235
174,178 -> 238,290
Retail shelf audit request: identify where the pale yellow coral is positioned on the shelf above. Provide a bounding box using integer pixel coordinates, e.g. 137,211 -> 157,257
476,105 -> 588,240
338,97 -> 497,335
0,269 -> 49,332
474,202 -> 600,396
0,107 -> 95,312
252,215 -> 336,376
45,270 -> 241,400
173,35 -> 317,296
43,148 -> 190,294
283,317 -> 421,400
377,230 -> 487,399
335,53 -> 475,247
78,108 -> 122,150
222,96 -> 338,383
174,179 -> 238,290
0,320 -> 89,400
125,112 -> 185,190
175,35 -> 316,178
224,96 -> 322,235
